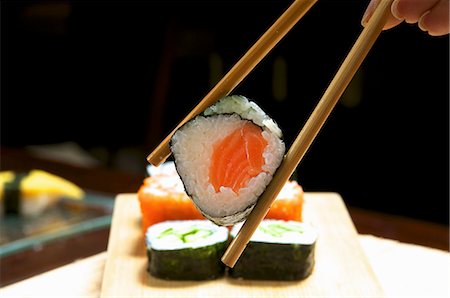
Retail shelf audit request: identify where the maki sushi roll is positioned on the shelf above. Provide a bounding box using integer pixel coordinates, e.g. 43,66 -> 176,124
145,220 -> 229,280
170,95 -> 285,226
138,162 -> 205,232
229,220 -> 317,281
266,180 -> 304,222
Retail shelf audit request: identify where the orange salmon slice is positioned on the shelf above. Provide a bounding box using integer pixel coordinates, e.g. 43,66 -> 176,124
209,122 -> 268,193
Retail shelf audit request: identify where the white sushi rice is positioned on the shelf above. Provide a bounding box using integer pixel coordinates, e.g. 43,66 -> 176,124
147,161 -> 179,177
0,194 -> 59,217
146,220 -> 229,251
230,220 -> 317,245
170,96 -> 285,225
203,95 -> 283,138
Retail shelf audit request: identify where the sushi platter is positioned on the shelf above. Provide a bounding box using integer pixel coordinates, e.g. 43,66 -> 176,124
100,193 -> 384,297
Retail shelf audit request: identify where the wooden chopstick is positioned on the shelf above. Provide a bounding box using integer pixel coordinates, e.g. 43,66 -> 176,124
147,0 -> 318,166
221,0 -> 395,267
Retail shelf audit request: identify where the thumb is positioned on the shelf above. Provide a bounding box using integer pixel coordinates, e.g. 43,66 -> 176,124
361,0 -> 403,30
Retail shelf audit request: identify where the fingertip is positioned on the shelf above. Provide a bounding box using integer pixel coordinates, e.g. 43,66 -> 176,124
383,18 -> 404,31
361,0 -> 403,30
418,11 -> 431,33
391,0 -> 403,21
361,0 -> 379,27
361,18 -> 368,28
418,0 -> 450,37
384,0 -> 404,31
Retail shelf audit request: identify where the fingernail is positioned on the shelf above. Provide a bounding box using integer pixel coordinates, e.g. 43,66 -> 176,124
391,0 -> 403,21
418,11 -> 430,32
361,0 -> 379,27
361,10 -> 369,27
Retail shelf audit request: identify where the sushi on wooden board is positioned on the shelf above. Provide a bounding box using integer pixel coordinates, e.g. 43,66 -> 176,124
170,95 -> 286,226
137,162 -> 205,232
145,220 -> 229,280
145,219 -> 317,281
137,162 -> 313,281
229,220 -> 317,280
102,194 -> 385,296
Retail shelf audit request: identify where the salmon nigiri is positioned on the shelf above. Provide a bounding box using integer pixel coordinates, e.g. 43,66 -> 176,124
170,95 -> 285,226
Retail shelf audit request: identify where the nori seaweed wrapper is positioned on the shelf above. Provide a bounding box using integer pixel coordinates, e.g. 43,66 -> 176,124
228,241 -> 315,280
3,172 -> 28,214
145,220 -> 229,280
228,220 -> 317,281
147,241 -> 227,280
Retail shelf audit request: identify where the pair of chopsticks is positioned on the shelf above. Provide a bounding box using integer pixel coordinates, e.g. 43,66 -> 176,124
147,0 -> 394,267
147,0 -> 317,166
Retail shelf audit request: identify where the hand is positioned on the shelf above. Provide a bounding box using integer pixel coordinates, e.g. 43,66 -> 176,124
362,0 -> 449,36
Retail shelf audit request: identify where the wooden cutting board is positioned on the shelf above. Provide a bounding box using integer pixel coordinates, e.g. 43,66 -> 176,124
100,193 -> 384,297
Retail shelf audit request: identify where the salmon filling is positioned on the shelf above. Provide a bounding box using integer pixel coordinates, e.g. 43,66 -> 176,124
209,122 -> 268,193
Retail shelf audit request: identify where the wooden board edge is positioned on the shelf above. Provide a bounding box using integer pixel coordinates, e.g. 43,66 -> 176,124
100,193 -> 136,296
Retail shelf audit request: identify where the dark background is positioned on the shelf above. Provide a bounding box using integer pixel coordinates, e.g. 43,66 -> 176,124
2,0 -> 449,225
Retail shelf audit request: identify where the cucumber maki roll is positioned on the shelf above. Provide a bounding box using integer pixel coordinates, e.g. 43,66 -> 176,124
170,95 -> 285,226
229,220 -> 317,281
145,220 -> 229,280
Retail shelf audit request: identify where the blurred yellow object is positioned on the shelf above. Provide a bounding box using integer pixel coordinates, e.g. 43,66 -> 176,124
0,170 -> 84,216
0,171 -> 15,187
0,170 -> 84,200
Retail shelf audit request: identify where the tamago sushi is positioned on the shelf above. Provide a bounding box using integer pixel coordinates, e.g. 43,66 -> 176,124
170,95 -> 285,226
